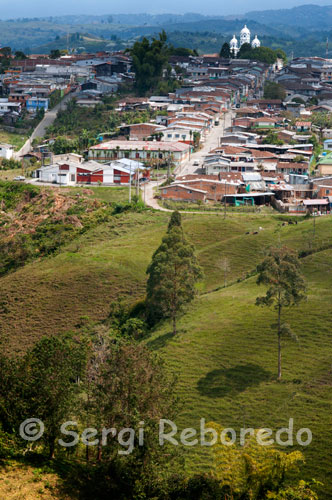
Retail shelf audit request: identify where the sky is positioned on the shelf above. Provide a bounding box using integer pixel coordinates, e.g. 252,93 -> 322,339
0,0 -> 331,18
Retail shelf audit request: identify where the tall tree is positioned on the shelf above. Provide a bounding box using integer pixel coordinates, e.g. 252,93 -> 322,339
256,246 -> 306,380
18,335 -> 86,458
219,42 -> 231,58
146,211 -> 202,334
128,31 -> 170,95
311,112 -> 332,140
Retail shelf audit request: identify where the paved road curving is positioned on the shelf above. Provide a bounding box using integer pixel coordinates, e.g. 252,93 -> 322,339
14,91 -> 79,160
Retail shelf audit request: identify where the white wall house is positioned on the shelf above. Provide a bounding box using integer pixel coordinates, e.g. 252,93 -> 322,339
0,99 -> 21,115
163,127 -> 202,143
36,163 -> 78,185
89,140 -> 190,167
0,143 -> 14,159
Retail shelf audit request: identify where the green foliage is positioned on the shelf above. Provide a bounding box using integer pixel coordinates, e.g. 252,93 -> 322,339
14,50 -> 27,59
169,46 -> 197,56
219,42 -> 231,58
262,131 -> 284,145
275,48 -> 287,63
0,158 -> 23,170
49,49 -> 61,59
210,421 -> 307,499
146,211 -> 202,333
0,333 -> 87,457
264,81 -> 286,100
128,30 -> 178,95
49,89 -> 63,108
311,112 -> 332,138
267,480 -> 320,499
237,44 -> 280,64
292,97 -> 306,105
0,181 -> 38,210
47,98 -> 158,145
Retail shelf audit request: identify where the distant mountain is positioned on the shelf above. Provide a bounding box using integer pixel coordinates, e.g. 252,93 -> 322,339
2,5 -> 332,57
33,13 -> 212,27
245,4 -> 332,30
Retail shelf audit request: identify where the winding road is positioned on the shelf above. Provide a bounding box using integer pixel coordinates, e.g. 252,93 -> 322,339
14,91 -> 79,160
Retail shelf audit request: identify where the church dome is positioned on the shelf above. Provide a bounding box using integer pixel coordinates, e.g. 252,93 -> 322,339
241,25 -> 250,36
251,35 -> 261,48
240,24 -> 251,46
230,34 -> 238,48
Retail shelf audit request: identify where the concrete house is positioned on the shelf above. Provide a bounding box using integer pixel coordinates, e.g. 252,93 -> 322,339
89,140 -> 190,167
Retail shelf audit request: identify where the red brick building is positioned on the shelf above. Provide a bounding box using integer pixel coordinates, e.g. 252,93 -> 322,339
160,184 -> 207,202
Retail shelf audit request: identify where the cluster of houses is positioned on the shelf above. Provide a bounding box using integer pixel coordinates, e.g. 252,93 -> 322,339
33,55 -> 272,183
158,56 -> 332,214
35,153 -> 150,186
16,49 -> 332,215
0,51 -> 130,125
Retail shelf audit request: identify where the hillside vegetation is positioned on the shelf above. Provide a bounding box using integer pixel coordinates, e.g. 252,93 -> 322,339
1,185 -> 332,497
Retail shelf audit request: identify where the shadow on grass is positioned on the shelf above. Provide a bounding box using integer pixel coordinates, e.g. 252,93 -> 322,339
147,331 -> 174,350
197,363 -> 271,398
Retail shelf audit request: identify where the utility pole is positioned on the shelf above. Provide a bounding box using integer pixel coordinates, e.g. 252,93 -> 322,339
224,180 -> 227,219
129,164 -> 132,203
167,154 -> 171,181
136,166 -> 140,198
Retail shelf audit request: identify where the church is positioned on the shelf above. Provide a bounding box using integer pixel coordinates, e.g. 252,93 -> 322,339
230,25 -> 260,57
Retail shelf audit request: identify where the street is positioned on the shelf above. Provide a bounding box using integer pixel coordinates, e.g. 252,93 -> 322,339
14,91 -> 79,159
144,109 -> 233,210
175,109 -> 233,176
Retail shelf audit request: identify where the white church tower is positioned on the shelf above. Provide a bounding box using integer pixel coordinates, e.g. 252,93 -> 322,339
240,25 -> 251,46
229,25 -> 261,57
230,34 -> 239,57
251,35 -> 261,49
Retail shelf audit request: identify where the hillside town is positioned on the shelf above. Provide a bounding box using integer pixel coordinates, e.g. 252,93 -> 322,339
3,7 -> 332,500
2,44 -> 332,217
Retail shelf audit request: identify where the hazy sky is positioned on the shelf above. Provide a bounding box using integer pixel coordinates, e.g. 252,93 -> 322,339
0,0 -> 331,18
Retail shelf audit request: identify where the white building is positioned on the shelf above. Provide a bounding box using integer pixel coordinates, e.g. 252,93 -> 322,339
0,143 -> 14,159
230,26 -> 261,57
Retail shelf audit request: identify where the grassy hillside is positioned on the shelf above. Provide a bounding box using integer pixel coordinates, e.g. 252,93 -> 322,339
1,198 -> 332,496
148,249 -> 332,496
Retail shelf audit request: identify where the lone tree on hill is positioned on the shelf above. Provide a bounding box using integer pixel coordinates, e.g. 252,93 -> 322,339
220,42 -> 231,59
256,246 -> 306,381
146,211 -> 202,335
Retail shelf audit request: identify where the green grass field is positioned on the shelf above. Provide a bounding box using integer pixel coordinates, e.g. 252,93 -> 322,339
0,130 -> 27,151
1,208 -> 332,496
61,185 -> 130,203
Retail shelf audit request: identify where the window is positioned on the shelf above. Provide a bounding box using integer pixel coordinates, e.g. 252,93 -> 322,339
167,134 -> 172,138
326,189 -> 330,195
182,135 -> 186,140
163,189 -> 167,194
175,134 -> 180,138
71,174 -> 75,182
